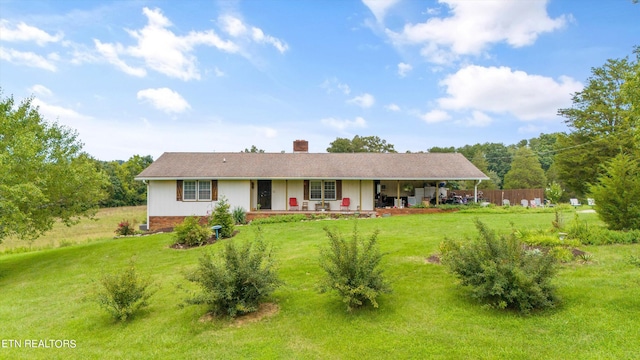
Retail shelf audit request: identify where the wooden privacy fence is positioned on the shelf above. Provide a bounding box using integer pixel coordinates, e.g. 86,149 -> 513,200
448,189 -> 545,206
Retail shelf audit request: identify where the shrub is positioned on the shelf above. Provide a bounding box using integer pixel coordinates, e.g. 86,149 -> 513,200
94,260 -> 154,321
318,222 -> 391,311
173,216 -> 212,247
545,181 -> 564,205
251,214 -> 308,225
590,153 -> 640,230
185,229 -> 281,318
115,219 -> 136,236
209,196 -> 235,238
439,220 -> 559,314
232,206 -> 247,225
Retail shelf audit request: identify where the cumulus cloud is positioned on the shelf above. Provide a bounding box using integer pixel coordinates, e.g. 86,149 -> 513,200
465,111 -> 493,127
95,7 -> 239,81
397,62 -> 413,77
0,47 -> 57,71
137,87 -> 191,113
420,109 -> 451,124
0,20 -> 63,45
385,0 -> 567,63
385,103 -> 401,111
321,116 -> 367,131
437,65 -> 582,120
219,14 -> 289,53
347,93 -> 375,108
362,0 -> 401,23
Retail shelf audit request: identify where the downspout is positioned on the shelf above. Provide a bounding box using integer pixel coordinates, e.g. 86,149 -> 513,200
286,180 -> 289,211
143,180 -> 149,230
474,179 -> 483,203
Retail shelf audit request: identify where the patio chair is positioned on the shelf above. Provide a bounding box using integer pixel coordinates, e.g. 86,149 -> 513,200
302,201 -> 309,211
521,199 -> 529,207
340,197 -> 350,211
570,198 -> 581,208
534,198 -> 542,207
502,199 -> 510,206
289,197 -> 299,211
587,198 -> 595,206
530,199 -> 537,208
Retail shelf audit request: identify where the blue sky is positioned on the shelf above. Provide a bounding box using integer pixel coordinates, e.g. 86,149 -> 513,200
1,0 -> 638,160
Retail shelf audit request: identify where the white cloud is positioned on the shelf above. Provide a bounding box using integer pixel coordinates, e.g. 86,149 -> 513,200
28,84 -> 53,96
0,47 -> 57,71
321,116 -> 367,131
94,40 -> 146,77
420,109 -> 451,124
137,87 -> 191,114
397,62 -> 413,77
465,111 -> 492,127
437,65 -> 582,120
347,93 -> 375,108
386,0 -> 567,63
31,98 -> 92,123
0,20 -> 63,45
94,7 -> 239,81
321,77 -> 351,95
385,103 -> 401,111
219,14 -> 288,53
362,0 -> 401,23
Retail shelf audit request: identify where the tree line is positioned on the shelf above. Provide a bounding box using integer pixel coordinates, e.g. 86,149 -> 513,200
1,46 -> 638,242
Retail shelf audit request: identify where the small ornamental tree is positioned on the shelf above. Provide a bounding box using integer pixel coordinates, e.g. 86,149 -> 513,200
319,222 -> 391,311
440,220 -> 558,314
185,228 -> 281,317
210,196 -> 235,238
589,153 -> 640,230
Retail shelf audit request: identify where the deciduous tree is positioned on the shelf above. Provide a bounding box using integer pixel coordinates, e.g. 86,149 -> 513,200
555,48 -> 639,196
327,135 -> 396,153
0,92 -> 108,242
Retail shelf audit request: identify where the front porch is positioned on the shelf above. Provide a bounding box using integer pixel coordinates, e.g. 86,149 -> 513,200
246,209 -> 377,222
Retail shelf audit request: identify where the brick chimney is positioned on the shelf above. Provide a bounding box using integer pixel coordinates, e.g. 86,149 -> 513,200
293,140 -> 309,153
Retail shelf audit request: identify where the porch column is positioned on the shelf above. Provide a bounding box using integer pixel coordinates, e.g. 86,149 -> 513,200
285,180 -> 289,210
396,180 -> 400,208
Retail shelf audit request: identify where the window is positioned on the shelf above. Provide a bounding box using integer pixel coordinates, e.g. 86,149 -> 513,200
183,180 -> 212,201
310,180 -> 322,200
198,181 -> 211,200
183,181 -> 197,200
309,180 -> 336,201
324,180 -> 336,200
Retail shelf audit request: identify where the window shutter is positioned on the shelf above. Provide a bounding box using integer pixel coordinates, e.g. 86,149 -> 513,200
336,180 -> 342,200
304,180 -> 309,200
212,180 -> 218,201
176,180 -> 183,201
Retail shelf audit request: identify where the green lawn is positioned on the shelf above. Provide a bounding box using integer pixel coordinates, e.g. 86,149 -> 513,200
1,211 -> 638,359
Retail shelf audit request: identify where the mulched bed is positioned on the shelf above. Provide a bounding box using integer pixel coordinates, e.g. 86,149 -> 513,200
170,230 -> 239,250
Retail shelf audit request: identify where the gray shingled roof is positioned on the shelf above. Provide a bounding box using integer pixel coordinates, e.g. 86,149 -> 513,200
135,152 -> 489,181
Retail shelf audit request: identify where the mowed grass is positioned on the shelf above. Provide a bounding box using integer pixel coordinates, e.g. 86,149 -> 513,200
1,211 -> 639,359
0,206 -> 146,253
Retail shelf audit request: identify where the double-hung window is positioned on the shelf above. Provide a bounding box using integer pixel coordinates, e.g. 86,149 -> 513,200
310,181 -> 322,201
324,180 -> 336,200
183,180 -> 212,201
309,180 -> 336,201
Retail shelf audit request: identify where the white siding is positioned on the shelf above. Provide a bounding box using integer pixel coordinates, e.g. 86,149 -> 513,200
148,180 -> 214,216
147,179 -> 376,215
148,180 -> 250,216
219,180 -> 251,211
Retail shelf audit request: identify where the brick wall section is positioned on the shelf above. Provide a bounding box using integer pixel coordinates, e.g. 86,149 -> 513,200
149,216 -> 209,231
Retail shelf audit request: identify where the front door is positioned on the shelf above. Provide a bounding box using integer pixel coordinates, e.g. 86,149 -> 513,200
258,180 -> 272,210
